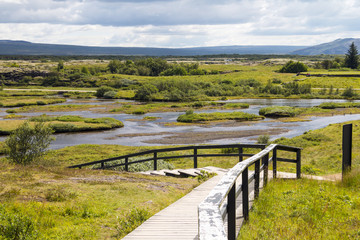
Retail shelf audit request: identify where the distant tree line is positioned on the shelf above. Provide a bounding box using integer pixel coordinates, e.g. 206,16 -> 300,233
314,42 -> 359,70
107,58 -> 219,76
130,78 -> 314,102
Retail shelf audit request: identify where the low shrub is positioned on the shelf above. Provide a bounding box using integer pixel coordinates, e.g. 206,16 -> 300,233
45,186 -> 77,202
257,135 -> 270,144
116,207 -> 151,237
0,205 -> 38,240
279,60 -> 308,73
5,121 -> 54,165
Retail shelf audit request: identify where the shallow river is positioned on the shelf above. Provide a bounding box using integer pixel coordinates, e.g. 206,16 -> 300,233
1,98 -> 360,149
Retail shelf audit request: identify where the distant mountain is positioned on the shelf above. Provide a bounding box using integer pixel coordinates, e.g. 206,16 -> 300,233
291,38 -> 360,55
0,40 -> 305,56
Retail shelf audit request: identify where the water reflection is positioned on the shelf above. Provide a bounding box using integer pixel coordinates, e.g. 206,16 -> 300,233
1,98 -> 360,148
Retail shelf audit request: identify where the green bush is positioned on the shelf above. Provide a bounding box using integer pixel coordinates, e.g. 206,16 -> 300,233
257,135 -> 270,144
342,87 -> 357,98
5,122 -> 54,165
103,90 -> 117,99
279,61 -> 308,73
116,207 -> 151,237
0,206 -> 38,240
134,84 -> 158,101
95,86 -> 114,98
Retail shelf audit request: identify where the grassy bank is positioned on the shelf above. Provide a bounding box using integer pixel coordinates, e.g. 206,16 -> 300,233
6,104 -> 101,113
177,111 -> 264,123
238,171 -> 360,239
0,97 -> 65,107
109,101 -> 249,115
0,161 -> 198,239
274,120 -> 360,174
259,106 -> 304,117
0,115 -> 123,135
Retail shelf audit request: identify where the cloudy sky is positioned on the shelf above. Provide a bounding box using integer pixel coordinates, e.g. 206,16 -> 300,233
1,0 -> 360,47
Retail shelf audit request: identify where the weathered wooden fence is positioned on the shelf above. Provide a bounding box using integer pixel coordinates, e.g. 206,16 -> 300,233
68,143 -> 301,240
198,144 -> 301,240
68,144 -> 267,170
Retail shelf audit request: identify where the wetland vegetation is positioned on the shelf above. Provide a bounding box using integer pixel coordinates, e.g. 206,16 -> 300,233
0,115 -> 123,135
177,110 -> 264,123
1,55 -> 360,239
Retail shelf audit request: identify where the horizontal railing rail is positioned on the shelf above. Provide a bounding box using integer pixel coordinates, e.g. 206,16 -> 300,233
68,144 -> 266,171
67,142 -> 301,240
198,144 -> 301,240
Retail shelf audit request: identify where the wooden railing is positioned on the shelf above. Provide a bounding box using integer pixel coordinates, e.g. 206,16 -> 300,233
198,144 -> 301,240
68,144 -> 267,170
68,143 -> 301,240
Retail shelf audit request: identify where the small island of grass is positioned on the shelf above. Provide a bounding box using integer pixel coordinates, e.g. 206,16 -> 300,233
318,102 -> 360,109
177,110 -> 264,123
0,115 -> 124,135
259,106 -> 304,118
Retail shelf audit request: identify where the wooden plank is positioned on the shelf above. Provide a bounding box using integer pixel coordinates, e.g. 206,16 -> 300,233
122,168 -> 228,240
123,169 -> 299,240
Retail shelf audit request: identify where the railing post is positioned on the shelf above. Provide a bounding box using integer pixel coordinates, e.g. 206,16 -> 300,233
101,162 -> 104,169
238,147 -> 243,162
125,157 -> 129,172
262,153 -> 269,186
194,147 -> 198,168
154,152 -> 157,171
254,159 -> 260,199
227,183 -> 236,240
273,147 -> 277,179
296,149 -> 301,179
242,168 -> 249,222
342,124 -> 352,179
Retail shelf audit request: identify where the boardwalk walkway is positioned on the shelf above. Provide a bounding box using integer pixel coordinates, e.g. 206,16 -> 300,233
122,168 -> 302,240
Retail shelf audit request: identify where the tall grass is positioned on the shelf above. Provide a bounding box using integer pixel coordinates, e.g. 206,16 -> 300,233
238,173 -> 360,239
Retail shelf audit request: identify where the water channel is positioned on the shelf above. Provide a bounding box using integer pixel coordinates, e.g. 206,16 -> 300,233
1,98 -> 360,149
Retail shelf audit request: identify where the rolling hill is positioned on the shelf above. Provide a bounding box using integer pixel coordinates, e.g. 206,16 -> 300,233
0,38 -> 359,56
291,38 -> 360,55
0,40 -> 304,56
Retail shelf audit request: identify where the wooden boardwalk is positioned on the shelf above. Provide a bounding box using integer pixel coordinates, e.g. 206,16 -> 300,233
122,167 -> 228,240
122,168 -> 298,240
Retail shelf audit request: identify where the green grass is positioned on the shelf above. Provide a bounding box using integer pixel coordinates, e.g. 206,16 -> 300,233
0,161 -> 198,239
0,115 -> 123,135
6,104 -> 100,113
0,97 -> 65,107
273,120 -> 360,174
238,175 -> 360,239
319,102 -> 360,109
109,101 -> 249,114
259,106 -> 304,117
177,111 -> 264,123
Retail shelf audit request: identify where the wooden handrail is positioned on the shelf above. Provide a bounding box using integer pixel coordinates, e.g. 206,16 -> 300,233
68,144 -> 266,170
67,142 -> 301,239
198,144 -> 301,240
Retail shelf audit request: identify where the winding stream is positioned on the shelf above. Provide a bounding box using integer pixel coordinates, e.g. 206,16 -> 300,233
1,98 -> 360,149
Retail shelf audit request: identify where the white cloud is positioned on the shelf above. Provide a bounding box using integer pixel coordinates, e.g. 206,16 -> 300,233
0,0 -> 360,47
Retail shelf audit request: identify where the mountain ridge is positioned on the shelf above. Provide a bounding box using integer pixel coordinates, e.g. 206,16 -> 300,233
0,40 -> 305,56
0,38 -> 359,56
291,38 -> 360,55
